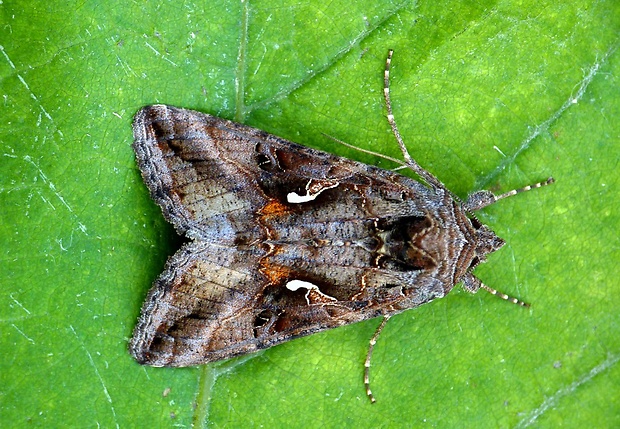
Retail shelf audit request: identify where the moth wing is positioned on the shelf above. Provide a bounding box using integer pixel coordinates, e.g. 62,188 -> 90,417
129,241 -> 411,366
132,104 -> 437,243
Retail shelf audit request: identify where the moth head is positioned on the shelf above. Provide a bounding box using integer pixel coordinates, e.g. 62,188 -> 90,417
471,220 -> 505,268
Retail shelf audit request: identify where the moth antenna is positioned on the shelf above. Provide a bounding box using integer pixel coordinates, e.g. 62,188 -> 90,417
494,177 -> 555,202
365,315 -> 391,403
464,177 -> 554,211
383,50 -> 445,190
479,283 -> 530,308
321,133 -> 408,168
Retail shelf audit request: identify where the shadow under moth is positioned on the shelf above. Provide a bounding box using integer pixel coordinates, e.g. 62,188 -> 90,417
129,50 -> 553,402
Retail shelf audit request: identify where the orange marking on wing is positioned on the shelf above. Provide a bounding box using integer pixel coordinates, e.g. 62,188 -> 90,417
259,198 -> 291,217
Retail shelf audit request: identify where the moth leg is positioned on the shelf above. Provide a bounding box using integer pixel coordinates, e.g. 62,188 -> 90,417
364,315 -> 391,403
383,50 -> 445,191
462,273 -> 530,308
464,177 -> 555,212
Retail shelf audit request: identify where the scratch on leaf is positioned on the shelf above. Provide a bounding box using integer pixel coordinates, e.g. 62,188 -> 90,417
70,325 -> 119,429
516,352 -> 620,428
479,44 -> 617,188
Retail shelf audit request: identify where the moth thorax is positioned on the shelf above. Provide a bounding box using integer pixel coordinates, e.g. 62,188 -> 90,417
374,216 -> 437,271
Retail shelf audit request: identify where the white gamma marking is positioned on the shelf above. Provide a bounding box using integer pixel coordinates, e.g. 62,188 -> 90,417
285,280 -> 337,305
287,180 -> 339,204
285,279 -> 321,291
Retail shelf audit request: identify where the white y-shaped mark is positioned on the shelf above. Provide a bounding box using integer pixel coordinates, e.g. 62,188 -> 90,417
286,280 -> 337,305
287,179 -> 339,204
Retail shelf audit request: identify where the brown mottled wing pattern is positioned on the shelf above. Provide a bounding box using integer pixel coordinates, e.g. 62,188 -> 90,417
129,105 -> 472,366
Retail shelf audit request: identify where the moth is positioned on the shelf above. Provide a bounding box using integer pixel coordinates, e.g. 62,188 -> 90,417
129,50 -> 553,402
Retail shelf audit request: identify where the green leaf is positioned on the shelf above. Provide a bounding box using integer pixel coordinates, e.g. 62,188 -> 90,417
1,0 -> 619,427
